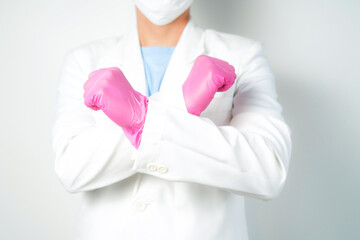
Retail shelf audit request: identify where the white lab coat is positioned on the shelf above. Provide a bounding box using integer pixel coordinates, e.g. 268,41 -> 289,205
52,18 -> 292,240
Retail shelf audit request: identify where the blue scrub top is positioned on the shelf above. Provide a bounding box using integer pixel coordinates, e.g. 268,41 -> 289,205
140,46 -> 176,97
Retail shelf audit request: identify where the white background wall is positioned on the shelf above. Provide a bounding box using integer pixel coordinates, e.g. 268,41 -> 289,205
1,0 -> 359,239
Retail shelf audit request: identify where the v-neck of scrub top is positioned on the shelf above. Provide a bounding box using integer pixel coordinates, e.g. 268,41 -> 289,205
140,46 -> 176,97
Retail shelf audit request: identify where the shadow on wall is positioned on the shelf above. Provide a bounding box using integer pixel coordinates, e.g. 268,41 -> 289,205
245,73 -> 359,240
192,0 -> 272,36
192,0 -> 238,31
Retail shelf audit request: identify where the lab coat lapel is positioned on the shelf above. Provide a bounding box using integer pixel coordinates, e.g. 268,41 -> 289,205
119,26 -> 148,97
158,19 -> 206,109
97,24 -> 147,97
159,18 -> 206,93
97,18 -> 206,108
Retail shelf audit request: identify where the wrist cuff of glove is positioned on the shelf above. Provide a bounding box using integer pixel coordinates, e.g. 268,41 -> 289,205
122,97 -> 149,149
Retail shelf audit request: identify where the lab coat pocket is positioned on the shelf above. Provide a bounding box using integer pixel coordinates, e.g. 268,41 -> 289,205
206,96 -> 233,112
201,97 -> 233,125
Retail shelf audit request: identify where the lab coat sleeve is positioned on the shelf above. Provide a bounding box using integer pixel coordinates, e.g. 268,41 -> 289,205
52,50 -> 137,193
132,41 -> 292,200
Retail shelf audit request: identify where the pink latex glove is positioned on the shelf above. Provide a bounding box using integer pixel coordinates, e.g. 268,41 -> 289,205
182,55 -> 237,116
83,67 -> 148,149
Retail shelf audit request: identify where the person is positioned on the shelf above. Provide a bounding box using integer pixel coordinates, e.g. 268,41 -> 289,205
52,0 -> 292,239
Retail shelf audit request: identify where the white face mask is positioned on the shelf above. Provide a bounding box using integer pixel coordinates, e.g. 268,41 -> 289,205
134,0 -> 194,26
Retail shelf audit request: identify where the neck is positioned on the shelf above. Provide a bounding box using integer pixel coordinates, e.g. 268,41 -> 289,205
136,8 -> 190,47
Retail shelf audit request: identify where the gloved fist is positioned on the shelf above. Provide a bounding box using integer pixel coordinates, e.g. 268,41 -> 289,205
182,55 -> 236,116
83,67 -> 148,149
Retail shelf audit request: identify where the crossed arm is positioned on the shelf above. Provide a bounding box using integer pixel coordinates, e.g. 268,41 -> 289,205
52,41 -> 291,200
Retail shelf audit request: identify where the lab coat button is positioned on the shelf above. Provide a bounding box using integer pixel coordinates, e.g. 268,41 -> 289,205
135,201 -> 147,212
146,163 -> 157,172
157,165 -> 168,174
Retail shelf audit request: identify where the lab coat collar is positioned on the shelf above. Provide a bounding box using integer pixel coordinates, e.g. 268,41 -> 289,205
113,17 -> 206,97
